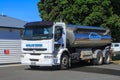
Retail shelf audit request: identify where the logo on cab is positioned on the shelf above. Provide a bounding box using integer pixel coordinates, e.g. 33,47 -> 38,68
26,44 -> 42,47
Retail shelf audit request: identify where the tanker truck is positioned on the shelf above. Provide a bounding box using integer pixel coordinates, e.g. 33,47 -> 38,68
21,21 -> 113,69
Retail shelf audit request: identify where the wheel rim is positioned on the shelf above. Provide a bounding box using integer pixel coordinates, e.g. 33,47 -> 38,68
62,57 -> 68,66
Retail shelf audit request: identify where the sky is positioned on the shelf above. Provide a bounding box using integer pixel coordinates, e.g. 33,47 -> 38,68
0,0 -> 42,22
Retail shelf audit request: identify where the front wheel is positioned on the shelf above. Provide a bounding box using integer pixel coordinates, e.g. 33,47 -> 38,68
60,54 -> 69,70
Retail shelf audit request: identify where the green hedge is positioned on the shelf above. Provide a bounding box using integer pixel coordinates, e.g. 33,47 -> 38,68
112,52 -> 120,60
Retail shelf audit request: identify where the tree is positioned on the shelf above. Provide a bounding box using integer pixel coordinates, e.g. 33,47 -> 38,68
104,15 -> 120,42
38,0 -> 120,42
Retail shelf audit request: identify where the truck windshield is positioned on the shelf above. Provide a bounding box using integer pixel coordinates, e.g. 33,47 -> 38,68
22,26 -> 53,40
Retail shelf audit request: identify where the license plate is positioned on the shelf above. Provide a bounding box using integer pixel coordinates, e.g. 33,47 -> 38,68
31,62 -> 36,65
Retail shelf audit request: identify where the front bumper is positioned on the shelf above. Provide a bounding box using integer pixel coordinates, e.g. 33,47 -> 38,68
21,54 -> 59,66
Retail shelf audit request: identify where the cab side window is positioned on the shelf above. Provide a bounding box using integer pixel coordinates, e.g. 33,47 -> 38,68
54,26 -> 62,41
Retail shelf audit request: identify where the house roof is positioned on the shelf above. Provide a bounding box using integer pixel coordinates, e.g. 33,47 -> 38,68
0,15 -> 27,29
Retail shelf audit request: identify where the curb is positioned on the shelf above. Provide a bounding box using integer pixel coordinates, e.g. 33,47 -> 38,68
112,60 -> 120,64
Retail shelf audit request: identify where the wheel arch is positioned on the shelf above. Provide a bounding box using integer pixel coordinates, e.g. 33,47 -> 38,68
57,48 -> 70,64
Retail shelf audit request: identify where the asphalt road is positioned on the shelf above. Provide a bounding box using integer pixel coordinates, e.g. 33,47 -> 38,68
0,63 -> 120,80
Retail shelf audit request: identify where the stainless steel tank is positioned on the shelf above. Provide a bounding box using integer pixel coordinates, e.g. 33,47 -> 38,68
66,25 -> 112,48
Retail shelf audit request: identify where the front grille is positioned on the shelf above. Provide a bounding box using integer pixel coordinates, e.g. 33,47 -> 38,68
30,53 -> 41,55
23,48 -> 47,51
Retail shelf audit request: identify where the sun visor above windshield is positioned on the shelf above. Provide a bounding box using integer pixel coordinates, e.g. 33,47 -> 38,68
24,21 -> 53,27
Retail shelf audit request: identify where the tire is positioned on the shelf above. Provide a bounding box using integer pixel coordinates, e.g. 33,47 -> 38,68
93,51 -> 103,65
103,51 -> 111,64
60,54 -> 69,70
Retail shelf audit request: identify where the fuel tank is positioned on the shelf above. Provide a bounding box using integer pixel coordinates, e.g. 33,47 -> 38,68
66,25 -> 112,48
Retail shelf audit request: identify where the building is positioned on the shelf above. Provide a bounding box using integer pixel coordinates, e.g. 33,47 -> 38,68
0,15 -> 26,64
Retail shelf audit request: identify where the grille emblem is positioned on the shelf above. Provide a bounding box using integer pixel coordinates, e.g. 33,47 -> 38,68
33,50 -> 35,53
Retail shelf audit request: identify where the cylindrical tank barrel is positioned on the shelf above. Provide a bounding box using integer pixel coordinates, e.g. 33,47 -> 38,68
66,25 -> 112,48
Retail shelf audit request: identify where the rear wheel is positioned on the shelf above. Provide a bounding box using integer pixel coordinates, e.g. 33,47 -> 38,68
103,51 -> 111,64
60,54 -> 69,70
93,51 -> 103,65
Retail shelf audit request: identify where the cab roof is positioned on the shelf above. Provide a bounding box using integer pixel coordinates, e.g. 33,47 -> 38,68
24,21 -> 53,27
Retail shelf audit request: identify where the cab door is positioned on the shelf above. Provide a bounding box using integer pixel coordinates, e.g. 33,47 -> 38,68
54,24 -> 66,50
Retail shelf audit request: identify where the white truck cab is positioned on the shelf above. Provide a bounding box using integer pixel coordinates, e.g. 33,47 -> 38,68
21,21 -> 68,69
